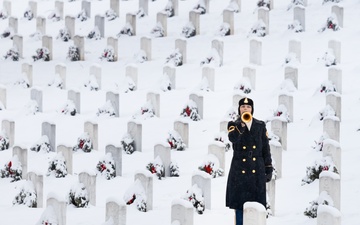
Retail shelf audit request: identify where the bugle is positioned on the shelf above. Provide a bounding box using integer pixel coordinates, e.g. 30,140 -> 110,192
241,112 -> 252,123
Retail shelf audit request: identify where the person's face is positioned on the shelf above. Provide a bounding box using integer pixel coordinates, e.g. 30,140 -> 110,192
239,104 -> 252,115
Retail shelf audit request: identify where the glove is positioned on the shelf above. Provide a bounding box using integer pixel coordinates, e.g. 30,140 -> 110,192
265,166 -> 273,182
227,120 -> 245,142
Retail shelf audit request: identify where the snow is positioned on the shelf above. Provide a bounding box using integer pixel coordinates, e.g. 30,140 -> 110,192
1,0 -> 360,224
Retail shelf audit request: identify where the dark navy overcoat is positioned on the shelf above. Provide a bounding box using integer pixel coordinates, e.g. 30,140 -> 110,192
226,118 -> 272,210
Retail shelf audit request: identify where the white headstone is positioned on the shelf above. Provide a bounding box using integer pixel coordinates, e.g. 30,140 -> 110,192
90,64 -> 102,89
202,66 -> 215,91
27,172 -> 43,208
42,122 -> 56,152
317,204 -> 341,225
163,65 -> 176,90
22,63 -> 33,87
29,1 -> 38,18
189,11 -> 200,35
95,15 -> 105,38
3,1 -> 11,17
189,93 -> 203,119
1,120 -> 14,147
323,117 -> 340,142
249,39 -> 262,65
258,7 -> 269,35
110,0 -> 120,16
139,0 -> 149,15
271,118 -> 287,150
126,13 -> 137,35
9,16 -> 18,34
293,6 -> 305,31
243,66 -> 256,90
171,199 -> 194,225
328,67 -> 342,94
154,143 -> 171,177
55,64 -> 67,89
42,35 -> 53,60
326,93 -> 341,121
328,40 -> 341,64
157,12 -> 168,36
84,121 -> 98,151
223,9 -> 234,35
55,1 -> 64,20
175,38 -> 187,64
46,197 -> 66,225
208,143 -> 225,174
0,86 -> 6,109
134,171 -> 153,210
128,121 -> 142,152
79,172 -> 97,206
82,0 -> 91,18
174,120 -> 189,147
31,88 -> 43,112
106,91 -> 120,117
74,35 -> 85,61
331,5 -> 343,28
212,39 -> 224,66
289,39 -> 301,63
270,142 -> 282,179
106,145 -> 122,176
319,171 -> 341,210
106,199 -> 126,225
141,36 -> 152,61
65,16 -> 75,39
322,139 -> 341,175
36,16 -> 46,35
107,37 -> 118,61
147,92 -> 160,117
279,94 -> 293,122
192,172 -> 212,209
57,145 -> 73,174
68,90 -> 81,114
243,202 -> 267,225
284,66 -> 298,89
12,146 -> 28,179
126,65 -> 138,91
266,179 -> 276,215
13,35 -> 23,59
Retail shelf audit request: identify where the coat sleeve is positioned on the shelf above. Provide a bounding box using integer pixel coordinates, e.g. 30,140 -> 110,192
261,121 -> 272,166
227,119 -> 245,143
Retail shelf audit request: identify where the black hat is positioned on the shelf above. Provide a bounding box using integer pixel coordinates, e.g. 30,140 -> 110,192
238,97 -> 254,115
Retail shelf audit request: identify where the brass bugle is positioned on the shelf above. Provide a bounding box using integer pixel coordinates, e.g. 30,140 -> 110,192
241,112 -> 252,123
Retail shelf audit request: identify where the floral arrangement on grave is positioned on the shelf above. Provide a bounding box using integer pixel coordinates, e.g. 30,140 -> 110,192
234,79 -> 252,94
225,1 -> 240,13
216,23 -> 231,36
182,184 -> 205,214
167,130 -> 186,151
286,0 -> 305,11
301,156 -> 339,185
150,22 -> 165,38
272,104 -> 291,123
0,156 -> 22,182
105,9 -> 118,21
132,101 -> 155,120
196,77 -> 210,92
76,9 -> 88,22
146,156 -> 165,180
84,75 -> 99,91
267,131 -> 280,143
3,47 -> 20,61
57,28 -> 71,42
12,181 -> 37,207
59,100 -> 76,116
318,14 -> 340,32
134,50 -> 148,63
180,99 -> 201,121
214,132 -> 231,152
170,161 -> 180,177
249,20 -> 266,37
304,191 -> 334,218
319,50 -> 337,67
193,0 -> 206,14
47,9 -> 60,21
97,100 -> 116,117
47,153 -> 68,178
32,47 -> 50,62
165,49 -> 183,67
67,45 -> 80,61
225,107 -> 238,121
68,182 -> 89,208
23,8 -> 34,20
198,154 -> 224,178
121,133 -> 135,154
319,80 -> 337,93
318,105 -> 336,121
96,153 -> 116,180
87,26 -> 101,40
159,73 -> 172,92
257,0 -> 271,9
73,132 -> 93,153
121,76 -> 136,93
311,132 -> 330,152
38,206 -> 58,225
13,74 -> 30,88
123,179 -> 147,212
162,1 -> 174,17
117,23 -> 134,37
322,0 -> 342,4
0,130 -> 10,151
30,135 -> 52,153
266,198 -> 273,217
288,20 -> 303,33
200,48 -> 222,67
1,27 -> 13,39
284,52 -> 298,65
0,9 -> 8,19
24,100 -> 39,115
100,46 -> 116,62
181,22 -> 196,38
48,74 -> 64,89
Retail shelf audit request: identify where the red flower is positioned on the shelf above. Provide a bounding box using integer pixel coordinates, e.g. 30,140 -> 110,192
100,164 -> 106,172
150,165 -> 156,174
79,140 -> 84,149
185,107 -> 191,116
168,141 -> 174,148
204,164 -> 212,174
323,166 -> 329,171
127,194 -> 136,205
276,111 -> 282,117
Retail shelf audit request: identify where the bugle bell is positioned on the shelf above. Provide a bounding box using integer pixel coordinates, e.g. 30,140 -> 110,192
241,112 -> 252,123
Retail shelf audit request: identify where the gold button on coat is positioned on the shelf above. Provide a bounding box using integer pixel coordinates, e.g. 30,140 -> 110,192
252,170 -> 256,173
253,145 -> 256,149
253,157 -> 256,161
242,158 -> 246,162
243,146 -> 246,150
242,170 -> 245,174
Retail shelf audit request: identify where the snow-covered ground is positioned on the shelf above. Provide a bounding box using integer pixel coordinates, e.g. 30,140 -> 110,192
1,0 -> 360,224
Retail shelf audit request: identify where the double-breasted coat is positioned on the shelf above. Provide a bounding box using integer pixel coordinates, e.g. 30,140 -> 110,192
226,118 -> 272,210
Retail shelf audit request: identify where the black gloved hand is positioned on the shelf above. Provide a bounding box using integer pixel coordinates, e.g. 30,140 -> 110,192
265,166 -> 273,182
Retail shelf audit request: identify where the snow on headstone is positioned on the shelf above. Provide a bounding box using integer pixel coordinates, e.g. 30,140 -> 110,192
289,39 -> 301,63
323,117 -> 340,142
189,10 -> 200,35
29,1 -> 38,18
243,66 -> 256,90
31,88 -> 43,112
141,36 -> 152,61
171,198 -> 194,225
107,37 -> 118,61
175,38 -> 187,64
326,92 -> 341,121
294,6 -> 305,31
45,195 -> 67,225
157,12 -> 168,37
126,13 -> 137,35
3,1 -> 11,17
79,172 -> 97,206
36,16 -> 46,35
171,0 -> 179,16
284,66 -> 298,89
106,145 -> 122,176
249,39 -> 262,65
139,0 -> 149,15
42,35 -> 53,60
55,1 -> 64,20
317,204 -> 341,225
270,141 -> 282,179
13,145 -> 28,179
27,172 -> 44,208
127,121 -> 142,152
223,9 -> 234,35
243,201 -> 267,225
8,17 -> 18,34
82,0 -> 91,18
42,122 -> 56,152
2,119 -> 14,148
65,16 -> 75,39
202,66 -> 215,91
174,120 -> 189,148
95,15 -> 105,38
68,89 -> 81,114
154,143 -> 171,177
90,64 -> 102,89
212,39 -> 223,66
147,92 -> 160,117
331,5 -> 343,28
271,118 -> 287,150
125,64 -> 138,91
106,91 -> 119,117
55,64 -> 66,89
328,40 -> 341,64
258,7 -> 269,35
163,65 -> 176,90
22,63 -> 33,87
208,142 -> 225,174
110,0 -> 120,17
13,35 -> 23,59
105,198 -> 126,225
192,171 -> 212,209
189,93 -> 203,119
328,67 -> 342,94
74,35 -> 85,61
319,171 -> 341,210
322,139 -> 341,175
134,171 -> 153,210
279,94 -> 293,122
84,121 -> 98,151
57,145 -> 73,175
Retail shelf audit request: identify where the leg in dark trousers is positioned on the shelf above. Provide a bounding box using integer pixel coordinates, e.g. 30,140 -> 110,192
235,209 -> 243,225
